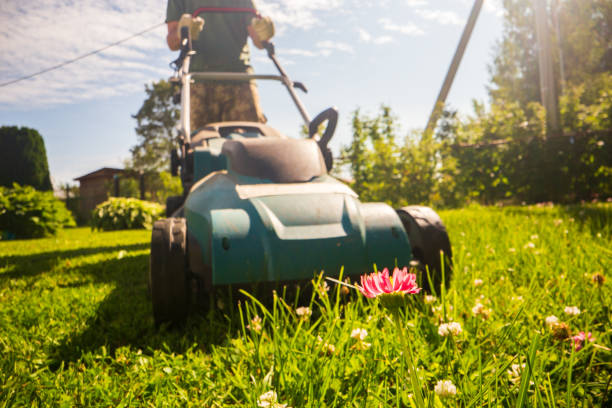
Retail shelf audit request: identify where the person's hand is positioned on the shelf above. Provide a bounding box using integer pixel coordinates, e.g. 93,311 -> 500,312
178,13 -> 205,40
250,16 -> 274,43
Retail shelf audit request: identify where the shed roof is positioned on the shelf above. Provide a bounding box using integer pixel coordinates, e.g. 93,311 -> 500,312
74,167 -> 124,182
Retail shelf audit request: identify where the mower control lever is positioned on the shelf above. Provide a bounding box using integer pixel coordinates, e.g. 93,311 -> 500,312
293,82 -> 308,93
309,107 -> 338,147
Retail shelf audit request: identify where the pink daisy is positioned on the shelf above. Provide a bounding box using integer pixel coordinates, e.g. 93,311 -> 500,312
358,267 -> 421,299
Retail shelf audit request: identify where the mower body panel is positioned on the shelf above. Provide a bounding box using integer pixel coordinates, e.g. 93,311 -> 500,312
184,171 -> 412,286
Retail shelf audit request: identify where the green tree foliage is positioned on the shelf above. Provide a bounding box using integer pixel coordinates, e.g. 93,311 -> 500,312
0,126 -> 52,191
490,0 -> 611,107
0,184 -> 75,239
129,80 -> 183,203
340,101 -> 611,207
340,107 -> 439,207
130,80 -> 180,173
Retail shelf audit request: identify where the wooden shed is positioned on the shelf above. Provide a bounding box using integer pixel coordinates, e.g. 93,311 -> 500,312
74,167 -> 124,220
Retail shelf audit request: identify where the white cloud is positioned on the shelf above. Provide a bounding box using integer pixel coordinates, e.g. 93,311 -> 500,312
415,9 -> 465,26
373,36 -> 394,45
0,0 -> 346,109
283,48 -> 319,57
357,28 -> 394,45
0,0 -> 169,108
484,0 -> 504,17
316,40 -> 355,55
256,0 -> 343,30
358,28 -> 372,42
379,18 -> 424,36
406,0 -> 428,7
457,0 -> 504,17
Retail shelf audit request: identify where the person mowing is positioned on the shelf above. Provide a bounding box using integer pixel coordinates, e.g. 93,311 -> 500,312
165,0 -> 275,130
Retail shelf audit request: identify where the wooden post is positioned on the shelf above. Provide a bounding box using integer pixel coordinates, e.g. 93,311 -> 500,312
113,175 -> 120,197
139,172 -> 145,200
534,0 -> 560,135
425,0 -> 484,134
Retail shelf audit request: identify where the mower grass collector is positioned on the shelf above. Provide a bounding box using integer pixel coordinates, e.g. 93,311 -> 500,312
149,10 -> 452,326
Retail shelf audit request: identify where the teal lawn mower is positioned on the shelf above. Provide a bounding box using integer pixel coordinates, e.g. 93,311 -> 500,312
149,9 -> 452,326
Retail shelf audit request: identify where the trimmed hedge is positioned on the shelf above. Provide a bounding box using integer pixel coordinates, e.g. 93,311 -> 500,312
0,184 -> 75,239
91,198 -> 164,231
0,126 -> 52,191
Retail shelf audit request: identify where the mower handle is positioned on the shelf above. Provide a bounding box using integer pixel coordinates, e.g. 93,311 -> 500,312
193,7 -> 260,18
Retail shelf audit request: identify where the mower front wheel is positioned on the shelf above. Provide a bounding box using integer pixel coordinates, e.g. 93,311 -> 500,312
396,206 -> 452,294
149,218 -> 189,327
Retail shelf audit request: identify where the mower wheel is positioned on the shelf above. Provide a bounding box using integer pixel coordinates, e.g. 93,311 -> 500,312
396,206 -> 452,293
149,218 -> 189,326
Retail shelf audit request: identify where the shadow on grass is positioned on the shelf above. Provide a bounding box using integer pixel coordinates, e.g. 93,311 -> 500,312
502,203 -> 611,236
47,253 -> 249,369
0,243 -> 150,282
559,204 -> 612,236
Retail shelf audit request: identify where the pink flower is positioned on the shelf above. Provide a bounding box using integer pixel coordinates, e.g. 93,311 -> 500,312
571,331 -> 594,351
358,267 -> 421,298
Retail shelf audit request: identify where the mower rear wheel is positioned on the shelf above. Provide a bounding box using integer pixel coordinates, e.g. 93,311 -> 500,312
396,206 -> 452,294
149,218 -> 189,326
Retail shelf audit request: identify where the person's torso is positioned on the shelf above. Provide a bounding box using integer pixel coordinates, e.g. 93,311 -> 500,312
170,0 -> 255,72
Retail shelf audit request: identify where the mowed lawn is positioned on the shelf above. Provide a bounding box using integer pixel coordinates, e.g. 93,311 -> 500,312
0,204 -> 610,407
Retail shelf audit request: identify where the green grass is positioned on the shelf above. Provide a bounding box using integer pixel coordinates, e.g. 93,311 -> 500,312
0,204 -> 610,407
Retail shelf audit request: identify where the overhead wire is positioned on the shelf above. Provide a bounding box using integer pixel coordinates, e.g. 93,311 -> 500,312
0,22 -> 165,88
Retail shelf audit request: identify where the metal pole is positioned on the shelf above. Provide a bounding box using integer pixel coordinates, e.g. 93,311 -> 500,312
425,0 -> 484,134
534,0 -> 560,135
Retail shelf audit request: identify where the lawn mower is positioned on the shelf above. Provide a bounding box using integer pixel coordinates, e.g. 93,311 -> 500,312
149,9 -> 452,326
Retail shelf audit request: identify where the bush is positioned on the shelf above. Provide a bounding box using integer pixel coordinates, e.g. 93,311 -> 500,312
91,198 -> 164,231
0,184 -> 75,239
0,126 -> 52,191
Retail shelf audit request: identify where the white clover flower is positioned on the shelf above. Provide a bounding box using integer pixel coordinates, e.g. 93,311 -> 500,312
438,322 -> 462,337
350,328 -> 368,341
317,336 -> 336,355
257,390 -> 291,408
434,380 -> 457,398
350,329 -> 372,351
317,281 -> 330,296
471,302 -> 491,319
423,295 -> 437,304
564,306 -> 580,316
473,279 -> 483,287
507,363 -> 525,384
247,315 -> 262,333
553,219 -> 563,227
545,315 -> 559,328
524,242 -> 536,249
295,307 -> 311,319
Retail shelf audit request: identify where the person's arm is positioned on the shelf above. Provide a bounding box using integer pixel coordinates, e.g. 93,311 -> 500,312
167,21 -> 180,51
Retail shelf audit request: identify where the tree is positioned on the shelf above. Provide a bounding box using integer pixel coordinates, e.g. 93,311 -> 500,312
0,126 -> 52,191
489,0 -> 611,108
130,80 -> 180,173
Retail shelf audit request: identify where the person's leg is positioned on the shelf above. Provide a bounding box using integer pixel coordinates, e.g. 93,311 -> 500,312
222,81 -> 266,123
190,82 -> 230,129
189,82 -> 209,131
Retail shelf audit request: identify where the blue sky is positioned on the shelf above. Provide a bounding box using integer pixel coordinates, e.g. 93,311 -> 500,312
0,0 -> 505,186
